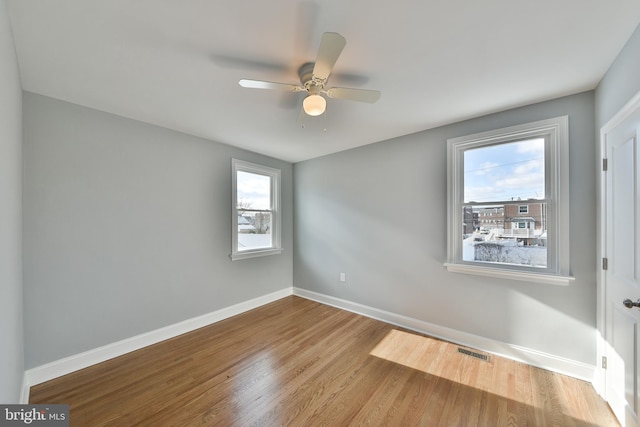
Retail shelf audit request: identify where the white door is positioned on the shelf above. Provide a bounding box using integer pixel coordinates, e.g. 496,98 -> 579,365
604,102 -> 640,427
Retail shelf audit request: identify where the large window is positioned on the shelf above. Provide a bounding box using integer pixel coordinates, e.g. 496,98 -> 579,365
445,117 -> 572,284
231,159 -> 282,260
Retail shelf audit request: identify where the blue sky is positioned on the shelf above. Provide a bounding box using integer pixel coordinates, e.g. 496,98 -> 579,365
464,138 -> 545,203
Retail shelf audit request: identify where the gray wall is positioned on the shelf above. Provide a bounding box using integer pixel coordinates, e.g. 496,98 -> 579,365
294,91 -> 597,364
22,93 -> 293,368
0,0 -> 24,403
596,23 -> 640,128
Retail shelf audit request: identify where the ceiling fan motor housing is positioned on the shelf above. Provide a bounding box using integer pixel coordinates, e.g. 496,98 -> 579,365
299,62 -> 325,95
298,62 -> 316,87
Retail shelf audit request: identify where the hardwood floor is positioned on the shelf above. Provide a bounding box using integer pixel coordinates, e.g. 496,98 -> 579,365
30,296 -> 618,426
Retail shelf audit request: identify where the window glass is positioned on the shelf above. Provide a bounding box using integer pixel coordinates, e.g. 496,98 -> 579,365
461,138 -> 547,268
446,116 -> 571,283
237,171 -> 271,211
231,159 -> 282,260
463,138 -> 545,203
462,202 -> 548,268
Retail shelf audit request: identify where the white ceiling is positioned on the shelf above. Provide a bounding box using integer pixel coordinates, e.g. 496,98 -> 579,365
7,1 -> 640,163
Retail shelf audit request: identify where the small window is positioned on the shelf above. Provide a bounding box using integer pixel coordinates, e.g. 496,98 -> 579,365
231,159 -> 282,260
445,116 -> 573,284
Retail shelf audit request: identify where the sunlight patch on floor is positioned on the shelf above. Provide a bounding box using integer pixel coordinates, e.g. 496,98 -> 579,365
369,329 -> 614,424
369,329 -> 438,374
369,329 -> 550,413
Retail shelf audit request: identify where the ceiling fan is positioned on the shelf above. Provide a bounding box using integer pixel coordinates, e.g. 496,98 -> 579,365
239,32 -> 381,117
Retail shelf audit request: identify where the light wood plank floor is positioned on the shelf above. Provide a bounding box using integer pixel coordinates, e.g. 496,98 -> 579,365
30,296 -> 618,426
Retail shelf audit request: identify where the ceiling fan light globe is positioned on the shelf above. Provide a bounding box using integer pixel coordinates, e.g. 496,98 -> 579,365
303,94 -> 326,116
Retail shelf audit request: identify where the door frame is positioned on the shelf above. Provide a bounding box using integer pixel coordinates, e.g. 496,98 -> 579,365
596,88 -> 640,402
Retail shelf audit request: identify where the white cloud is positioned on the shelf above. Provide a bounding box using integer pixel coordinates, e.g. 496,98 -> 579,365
473,161 -> 500,176
513,159 -> 544,175
237,172 -> 271,209
515,138 -> 545,155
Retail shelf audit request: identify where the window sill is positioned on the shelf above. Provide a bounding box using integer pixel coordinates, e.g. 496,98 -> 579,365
444,263 -> 575,285
231,248 -> 284,261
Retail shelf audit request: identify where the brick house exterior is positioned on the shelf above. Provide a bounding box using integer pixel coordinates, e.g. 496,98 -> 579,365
504,202 -> 546,231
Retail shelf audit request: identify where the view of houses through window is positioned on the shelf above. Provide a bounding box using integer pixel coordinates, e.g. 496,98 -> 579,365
231,159 -> 282,261
462,138 -> 547,268
236,170 -> 273,251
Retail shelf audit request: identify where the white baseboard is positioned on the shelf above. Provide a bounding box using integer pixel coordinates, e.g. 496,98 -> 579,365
21,287 -> 293,403
293,287 -> 596,382
19,375 -> 29,405
21,286 -> 595,403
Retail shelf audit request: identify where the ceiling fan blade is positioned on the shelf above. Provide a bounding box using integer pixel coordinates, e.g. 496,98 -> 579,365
212,54 -> 289,73
312,32 -> 346,81
325,87 -> 381,103
239,79 -> 304,92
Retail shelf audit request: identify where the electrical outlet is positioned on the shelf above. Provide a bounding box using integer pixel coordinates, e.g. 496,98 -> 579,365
340,273 -> 346,282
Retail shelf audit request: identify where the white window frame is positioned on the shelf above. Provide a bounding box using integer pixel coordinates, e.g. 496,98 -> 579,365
444,116 -> 574,285
518,205 -> 529,214
231,159 -> 282,261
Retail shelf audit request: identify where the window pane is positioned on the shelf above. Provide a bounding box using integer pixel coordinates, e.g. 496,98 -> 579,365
462,203 -> 547,268
232,159 -> 282,260
463,138 -> 545,203
237,211 -> 272,251
237,171 -> 271,210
